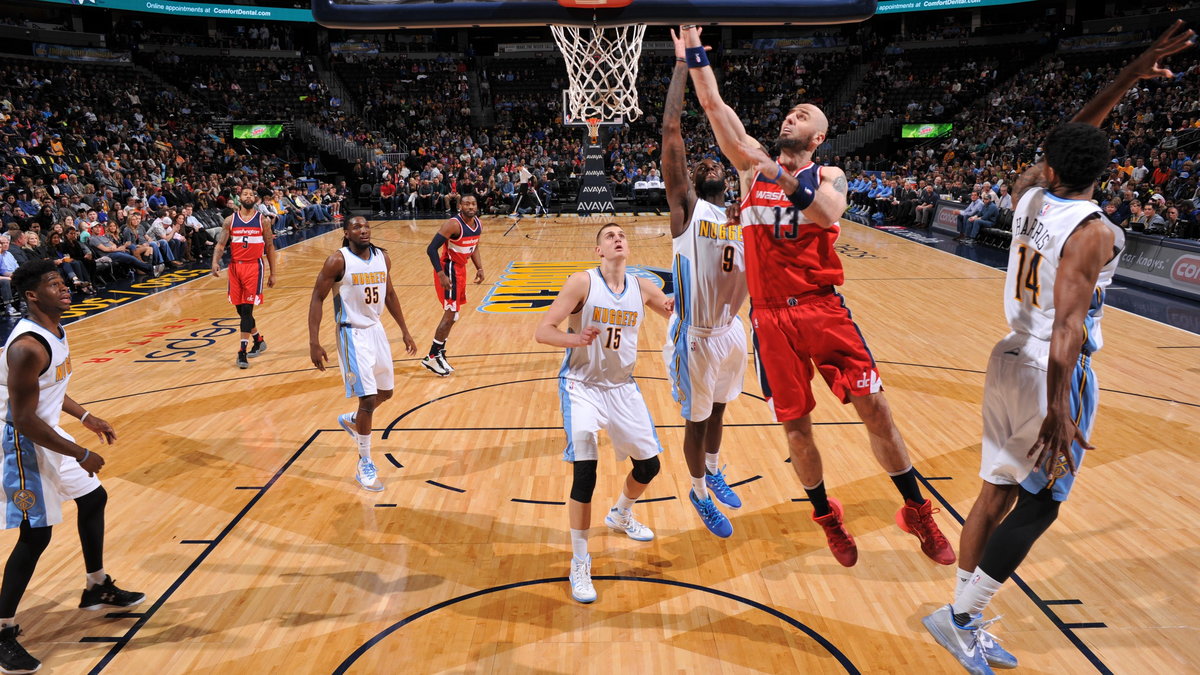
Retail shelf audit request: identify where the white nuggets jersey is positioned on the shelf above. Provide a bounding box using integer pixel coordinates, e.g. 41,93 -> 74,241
674,198 -> 746,329
0,320 -> 71,428
1007,187 -> 1124,353
333,247 -> 388,328
560,268 -> 643,386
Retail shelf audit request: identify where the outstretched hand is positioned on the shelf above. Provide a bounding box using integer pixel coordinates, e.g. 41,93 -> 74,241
1126,20 -> 1195,80
671,27 -> 709,60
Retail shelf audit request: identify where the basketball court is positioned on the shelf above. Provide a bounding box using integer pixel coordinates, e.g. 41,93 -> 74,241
0,0 -> 1196,673
2,211 -> 1193,674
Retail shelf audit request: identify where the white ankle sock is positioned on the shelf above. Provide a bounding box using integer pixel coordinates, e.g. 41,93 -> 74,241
357,433 -> 371,460
705,453 -> 720,475
87,569 -> 107,587
0,617 -> 14,628
953,567 -> 1003,617
954,567 -> 973,603
691,475 -> 708,500
570,528 -> 588,561
615,493 -> 635,514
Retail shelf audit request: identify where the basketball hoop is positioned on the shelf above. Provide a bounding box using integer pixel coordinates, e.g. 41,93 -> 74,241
586,117 -> 602,143
551,21 -> 645,122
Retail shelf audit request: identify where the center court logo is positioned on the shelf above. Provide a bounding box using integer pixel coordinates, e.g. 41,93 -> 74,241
478,262 -> 671,313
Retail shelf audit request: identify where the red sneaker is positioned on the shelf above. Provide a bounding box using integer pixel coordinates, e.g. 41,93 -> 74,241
896,498 -> 957,565
812,497 -> 857,567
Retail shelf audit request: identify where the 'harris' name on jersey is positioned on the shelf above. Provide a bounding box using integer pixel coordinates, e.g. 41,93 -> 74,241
1013,214 -> 1052,250
697,220 -> 742,242
592,307 -> 639,327
350,272 -> 387,286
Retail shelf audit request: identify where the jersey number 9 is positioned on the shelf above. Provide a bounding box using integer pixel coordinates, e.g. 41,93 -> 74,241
722,245 -> 735,272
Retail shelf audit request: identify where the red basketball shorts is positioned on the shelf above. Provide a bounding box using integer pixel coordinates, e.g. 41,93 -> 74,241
228,259 -> 264,306
434,260 -> 467,312
750,289 -> 882,422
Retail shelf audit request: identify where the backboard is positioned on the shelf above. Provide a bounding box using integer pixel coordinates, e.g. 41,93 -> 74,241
312,0 -> 878,29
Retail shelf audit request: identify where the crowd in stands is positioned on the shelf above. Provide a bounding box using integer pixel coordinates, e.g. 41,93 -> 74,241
0,60 -> 345,313
4,5 -> 1195,289
836,44 -> 1200,241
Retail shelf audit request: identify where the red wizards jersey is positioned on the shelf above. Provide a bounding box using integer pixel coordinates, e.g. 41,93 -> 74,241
441,214 -> 481,267
230,210 -> 266,263
740,162 -> 843,299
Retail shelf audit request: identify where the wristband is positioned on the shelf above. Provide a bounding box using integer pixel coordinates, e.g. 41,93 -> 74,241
80,411 -> 90,423
788,184 -> 816,211
675,57 -> 686,63
78,449 -> 90,463
774,165 -> 785,182
685,46 -> 710,69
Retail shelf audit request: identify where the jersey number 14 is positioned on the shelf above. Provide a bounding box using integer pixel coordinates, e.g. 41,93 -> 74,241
1013,244 -> 1043,307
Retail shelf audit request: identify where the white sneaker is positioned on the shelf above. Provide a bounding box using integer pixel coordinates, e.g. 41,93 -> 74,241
356,457 -> 384,492
570,554 -> 596,603
605,508 -> 654,541
435,352 -> 455,373
421,355 -> 449,376
337,413 -> 357,440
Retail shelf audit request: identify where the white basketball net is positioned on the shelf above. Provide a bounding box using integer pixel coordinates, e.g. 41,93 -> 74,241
551,23 -> 646,122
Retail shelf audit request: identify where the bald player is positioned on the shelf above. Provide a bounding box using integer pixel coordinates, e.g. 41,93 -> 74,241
681,25 -> 954,568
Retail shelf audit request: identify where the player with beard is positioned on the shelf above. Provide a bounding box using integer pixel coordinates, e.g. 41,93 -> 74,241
211,186 -> 277,369
681,26 -> 954,567
423,194 -> 484,376
660,30 -> 747,538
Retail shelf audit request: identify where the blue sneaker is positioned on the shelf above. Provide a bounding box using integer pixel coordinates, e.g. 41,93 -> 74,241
975,615 -> 1018,669
922,604 -> 995,675
689,490 -> 732,538
338,413 -> 357,440
705,466 -> 742,509
356,457 -> 384,492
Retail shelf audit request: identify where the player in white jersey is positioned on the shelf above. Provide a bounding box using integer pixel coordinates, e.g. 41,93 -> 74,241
0,259 -> 144,674
660,36 -> 747,539
535,223 -> 674,604
309,216 -> 418,493
923,23 -> 1193,674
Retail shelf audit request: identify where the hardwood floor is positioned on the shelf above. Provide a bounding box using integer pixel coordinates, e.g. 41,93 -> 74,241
6,215 -> 1195,674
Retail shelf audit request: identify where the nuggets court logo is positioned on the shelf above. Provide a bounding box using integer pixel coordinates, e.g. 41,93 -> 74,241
13,489 -> 36,512
478,262 -> 672,314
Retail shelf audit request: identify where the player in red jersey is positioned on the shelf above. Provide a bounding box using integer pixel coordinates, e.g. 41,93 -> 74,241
682,26 -> 953,567
211,186 -> 277,370
422,194 -> 484,376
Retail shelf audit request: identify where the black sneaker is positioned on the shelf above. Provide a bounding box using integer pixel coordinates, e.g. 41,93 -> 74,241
79,576 -> 145,611
248,336 -> 267,358
0,625 -> 38,674
236,350 -> 249,369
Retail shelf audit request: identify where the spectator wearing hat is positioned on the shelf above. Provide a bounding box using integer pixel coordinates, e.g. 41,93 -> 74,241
147,188 -> 168,211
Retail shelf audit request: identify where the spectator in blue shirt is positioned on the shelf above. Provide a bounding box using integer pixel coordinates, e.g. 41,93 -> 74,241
965,190 -> 999,243
956,191 -> 984,242
147,189 -> 167,211
0,234 -> 19,316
